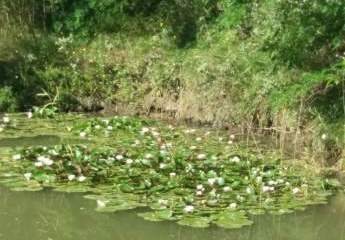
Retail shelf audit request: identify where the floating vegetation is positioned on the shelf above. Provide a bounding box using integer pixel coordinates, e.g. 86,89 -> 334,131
0,115 -> 338,229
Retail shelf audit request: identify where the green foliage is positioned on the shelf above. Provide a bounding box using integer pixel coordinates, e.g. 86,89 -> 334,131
265,0 -> 345,69
0,87 -> 18,112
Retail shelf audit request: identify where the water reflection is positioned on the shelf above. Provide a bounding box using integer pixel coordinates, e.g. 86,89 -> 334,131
0,187 -> 344,240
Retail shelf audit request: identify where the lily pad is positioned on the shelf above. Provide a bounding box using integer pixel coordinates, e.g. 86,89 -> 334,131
214,211 -> 253,229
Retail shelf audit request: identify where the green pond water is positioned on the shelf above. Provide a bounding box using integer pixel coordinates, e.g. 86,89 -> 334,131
0,115 -> 342,239
1,186 -> 345,240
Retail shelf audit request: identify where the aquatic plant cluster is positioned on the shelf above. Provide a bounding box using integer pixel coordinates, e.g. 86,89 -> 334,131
0,115 -> 335,229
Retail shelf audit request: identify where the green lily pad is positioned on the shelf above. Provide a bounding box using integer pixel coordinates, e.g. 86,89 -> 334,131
177,216 -> 211,228
214,210 -> 253,229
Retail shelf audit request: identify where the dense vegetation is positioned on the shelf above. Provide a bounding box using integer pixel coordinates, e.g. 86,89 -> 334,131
0,0 -> 344,165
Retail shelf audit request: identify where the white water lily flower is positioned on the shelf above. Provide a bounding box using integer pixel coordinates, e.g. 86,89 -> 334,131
217,177 -> 225,186
166,143 -> 173,148
292,187 -> 300,194
158,199 -> 168,206
262,186 -> 274,192
140,127 -> 150,134
196,137 -> 202,142
126,159 -> 134,165
229,203 -> 237,209
268,180 -> 277,186
277,179 -> 284,184
102,119 -> 110,125
0,127 -> 4,132
230,134 -> 236,140
24,173 -> 32,181
223,186 -> 232,192
2,116 -> 10,123
26,112 -> 33,119
79,132 -> 87,138
285,181 -> 291,187
116,155 -> 124,161
321,134 -> 327,140
107,126 -> 113,131
48,150 -> 58,156
230,156 -> 240,163
196,190 -> 203,196
183,205 -> 194,213
12,154 -> 21,161
228,140 -> 233,145
97,200 -> 107,208
169,172 -> 176,178
197,154 -> 206,160
152,131 -> 160,137
246,187 -> 252,194
95,125 -> 101,130
218,137 -> 223,142
145,153 -> 153,159
196,184 -> 204,191
34,162 -> 44,167
189,146 -> 197,150
159,163 -> 166,169
207,178 -> 217,186
256,176 -> 263,183
68,174 -> 76,181
43,158 -> 53,166
78,175 -> 87,182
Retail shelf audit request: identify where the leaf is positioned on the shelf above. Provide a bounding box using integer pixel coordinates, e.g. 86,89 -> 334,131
138,209 -> 174,222
177,216 -> 211,228
214,211 -> 253,229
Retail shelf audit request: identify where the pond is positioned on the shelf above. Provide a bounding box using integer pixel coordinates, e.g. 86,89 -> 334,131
0,114 -> 341,239
1,186 -> 345,240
